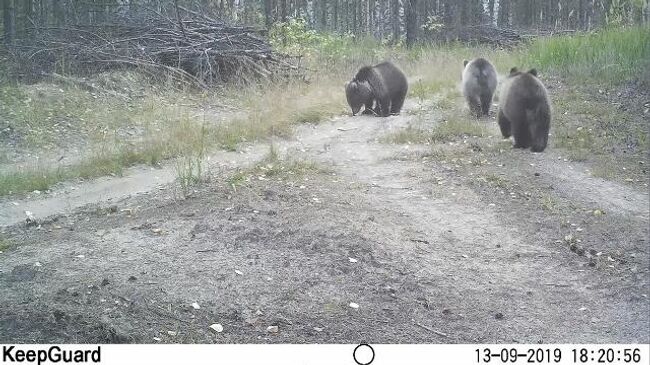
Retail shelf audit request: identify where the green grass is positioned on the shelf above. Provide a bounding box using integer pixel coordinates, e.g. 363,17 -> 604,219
226,170 -> 248,188
0,148 -> 159,196
255,144 -> 325,179
0,114 -> 211,196
0,236 -> 11,251
483,174 -> 511,190
228,144 -> 326,189
540,194 -> 559,213
0,168 -> 63,195
381,116 -> 490,145
175,120 -> 208,197
524,26 -> 650,84
431,117 -> 489,141
380,126 -> 431,144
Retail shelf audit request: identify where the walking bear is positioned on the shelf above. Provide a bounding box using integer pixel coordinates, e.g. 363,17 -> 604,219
497,67 -> 552,152
461,58 -> 498,117
345,61 -> 408,117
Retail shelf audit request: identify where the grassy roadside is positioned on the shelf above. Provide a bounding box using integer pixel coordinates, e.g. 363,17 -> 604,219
382,26 -> 649,185
533,27 -> 649,181
0,71 -> 349,196
1,26 -> 647,197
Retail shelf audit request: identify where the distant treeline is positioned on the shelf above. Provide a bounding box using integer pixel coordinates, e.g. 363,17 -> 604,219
2,1 -> 649,45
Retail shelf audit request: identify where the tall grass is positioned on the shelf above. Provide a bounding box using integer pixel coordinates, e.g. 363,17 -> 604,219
524,26 -> 650,84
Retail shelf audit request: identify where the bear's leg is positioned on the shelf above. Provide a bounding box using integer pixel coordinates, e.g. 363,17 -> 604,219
497,109 -> 512,138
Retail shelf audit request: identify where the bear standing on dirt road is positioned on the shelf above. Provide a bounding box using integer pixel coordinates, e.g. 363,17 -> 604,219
345,61 -> 408,117
461,57 -> 498,117
497,67 -> 552,152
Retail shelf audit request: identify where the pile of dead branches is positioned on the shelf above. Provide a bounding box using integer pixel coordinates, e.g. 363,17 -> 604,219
437,24 -> 523,48
8,8 -> 300,87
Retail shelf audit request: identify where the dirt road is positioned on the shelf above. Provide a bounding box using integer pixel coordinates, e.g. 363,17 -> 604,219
0,99 -> 648,344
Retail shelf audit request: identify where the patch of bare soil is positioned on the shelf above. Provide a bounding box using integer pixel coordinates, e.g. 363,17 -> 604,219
0,98 -> 648,344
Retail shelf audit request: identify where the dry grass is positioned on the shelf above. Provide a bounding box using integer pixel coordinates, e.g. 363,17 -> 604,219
227,144 -> 327,189
381,109 -> 491,146
0,70 -> 347,196
215,76 -> 347,150
550,87 -> 647,182
2,27 -> 647,196
403,45 -> 520,100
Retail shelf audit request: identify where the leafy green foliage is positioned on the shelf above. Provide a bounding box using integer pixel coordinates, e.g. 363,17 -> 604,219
269,18 -> 392,69
606,0 -> 647,26
270,18 -> 355,65
422,15 -> 445,34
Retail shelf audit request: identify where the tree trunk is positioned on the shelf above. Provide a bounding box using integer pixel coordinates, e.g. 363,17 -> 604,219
320,0 -> 327,30
497,0 -> 510,27
391,0 -> 400,43
333,0 -> 338,32
264,0 -> 273,27
25,0 -> 34,36
368,0 -> 375,35
3,0 -> 16,44
405,0 -> 417,47
280,0 -> 287,21
353,0 -> 358,34
488,0 -> 495,24
52,0 -> 64,25
378,0 -> 385,38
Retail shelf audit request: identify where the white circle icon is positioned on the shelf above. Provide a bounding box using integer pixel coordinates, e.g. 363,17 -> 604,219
353,344 -> 375,365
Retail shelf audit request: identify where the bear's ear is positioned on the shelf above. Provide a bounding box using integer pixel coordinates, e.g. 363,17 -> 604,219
463,59 -> 469,67
528,68 -> 538,76
509,67 -> 519,75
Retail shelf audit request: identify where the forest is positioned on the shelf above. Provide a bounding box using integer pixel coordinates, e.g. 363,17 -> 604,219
0,0 -> 646,91
2,1 -> 650,40
1,1 -> 648,86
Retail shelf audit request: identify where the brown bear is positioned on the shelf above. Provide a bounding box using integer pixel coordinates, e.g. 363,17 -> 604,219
497,67 -> 552,152
461,57 -> 498,117
345,61 -> 408,117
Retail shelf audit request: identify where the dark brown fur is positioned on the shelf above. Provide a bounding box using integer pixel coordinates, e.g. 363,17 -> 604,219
462,58 -> 498,117
497,67 -> 551,152
345,61 -> 408,117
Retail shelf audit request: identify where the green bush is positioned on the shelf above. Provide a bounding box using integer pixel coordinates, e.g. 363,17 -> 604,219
270,18 -> 354,64
269,18 -> 394,70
